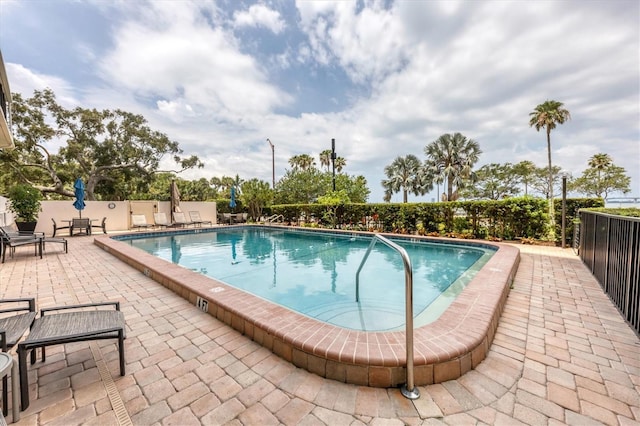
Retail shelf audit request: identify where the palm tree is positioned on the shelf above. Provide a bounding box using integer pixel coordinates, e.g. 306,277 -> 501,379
319,150 -> 332,172
288,154 -> 316,171
334,156 -> 346,172
424,133 -> 481,202
381,155 -> 431,203
529,100 -> 571,232
588,153 -> 613,182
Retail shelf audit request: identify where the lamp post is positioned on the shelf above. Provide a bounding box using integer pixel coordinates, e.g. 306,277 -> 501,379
331,138 -> 336,191
561,171 -> 569,248
267,138 -> 275,189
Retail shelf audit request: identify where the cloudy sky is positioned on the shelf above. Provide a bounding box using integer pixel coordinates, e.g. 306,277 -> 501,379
1,0 -> 638,202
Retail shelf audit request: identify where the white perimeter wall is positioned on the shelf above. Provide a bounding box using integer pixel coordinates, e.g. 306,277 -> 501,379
0,198 -> 217,235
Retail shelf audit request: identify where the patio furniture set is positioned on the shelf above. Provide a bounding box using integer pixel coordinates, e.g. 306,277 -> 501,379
51,217 -> 107,237
219,212 -> 248,225
0,225 -> 67,264
131,211 -> 213,231
0,298 -> 126,422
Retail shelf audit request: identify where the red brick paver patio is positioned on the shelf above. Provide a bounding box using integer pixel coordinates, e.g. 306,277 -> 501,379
0,236 -> 638,425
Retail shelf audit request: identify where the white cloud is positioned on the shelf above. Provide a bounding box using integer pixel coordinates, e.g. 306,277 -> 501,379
233,4 -> 285,34
98,1 -> 290,119
295,1 -> 409,84
2,0 -> 638,202
5,64 -> 77,106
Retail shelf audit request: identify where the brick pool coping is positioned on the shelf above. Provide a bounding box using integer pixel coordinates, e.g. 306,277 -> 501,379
94,226 -> 520,388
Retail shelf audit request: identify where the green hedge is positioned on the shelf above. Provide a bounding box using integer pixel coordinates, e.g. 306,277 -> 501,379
215,198 -> 244,214
553,198 -> 605,245
269,197 -> 603,241
581,207 -> 640,218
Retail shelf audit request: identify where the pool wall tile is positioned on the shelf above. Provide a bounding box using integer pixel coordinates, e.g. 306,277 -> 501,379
325,360 -> 346,382
345,365 -> 368,385
232,314 -> 244,333
262,333 -> 274,351
95,227 -> 520,388
292,348 -> 307,369
273,339 -> 292,362
433,358 -> 461,382
253,327 -> 265,346
459,352 -> 472,375
243,321 -> 254,339
307,354 -> 327,377
369,366 -> 392,387
471,339 -> 488,368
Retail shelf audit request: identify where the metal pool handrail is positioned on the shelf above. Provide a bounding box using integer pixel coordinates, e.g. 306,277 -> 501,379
355,234 -> 420,400
265,214 -> 284,224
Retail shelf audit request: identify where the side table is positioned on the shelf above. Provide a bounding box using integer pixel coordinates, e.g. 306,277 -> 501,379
0,352 -> 19,422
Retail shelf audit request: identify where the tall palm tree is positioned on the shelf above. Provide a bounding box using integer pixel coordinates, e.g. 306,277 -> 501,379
424,133 -> 481,202
529,100 -> 571,239
334,156 -> 346,172
381,155 -> 431,203
319,150 -> 332,172
529,100 -> 571,231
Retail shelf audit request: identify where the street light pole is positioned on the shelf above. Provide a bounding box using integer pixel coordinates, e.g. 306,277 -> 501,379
561,172 -> 568,248
331,138 -> 336,191
267,138 -> 275,189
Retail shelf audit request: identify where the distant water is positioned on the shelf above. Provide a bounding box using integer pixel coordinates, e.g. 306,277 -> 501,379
605,198 -> 640,209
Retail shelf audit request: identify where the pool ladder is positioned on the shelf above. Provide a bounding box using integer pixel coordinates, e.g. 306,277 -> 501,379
355,234 -> 420,400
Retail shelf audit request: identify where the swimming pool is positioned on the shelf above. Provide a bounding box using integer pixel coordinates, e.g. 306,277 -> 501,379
119,228 -> 495,331
96,225 -> 520,387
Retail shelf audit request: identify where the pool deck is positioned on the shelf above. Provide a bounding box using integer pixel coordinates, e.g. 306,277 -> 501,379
0,233 -> 638,425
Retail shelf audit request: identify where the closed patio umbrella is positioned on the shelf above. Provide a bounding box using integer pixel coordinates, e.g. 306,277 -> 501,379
229,186 -> 237,210
73,178 -> 86,218
170,180 -> 181,213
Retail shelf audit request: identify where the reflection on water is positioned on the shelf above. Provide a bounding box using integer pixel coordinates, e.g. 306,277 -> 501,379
126,228 -> 493,331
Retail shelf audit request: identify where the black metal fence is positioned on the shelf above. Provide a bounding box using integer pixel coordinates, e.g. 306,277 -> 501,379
579,210 -> 639,336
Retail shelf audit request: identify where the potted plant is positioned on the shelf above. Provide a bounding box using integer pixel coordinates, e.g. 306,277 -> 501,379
7,184 -> 42,233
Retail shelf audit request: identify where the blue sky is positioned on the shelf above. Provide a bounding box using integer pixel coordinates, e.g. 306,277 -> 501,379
1,0 -> 638,202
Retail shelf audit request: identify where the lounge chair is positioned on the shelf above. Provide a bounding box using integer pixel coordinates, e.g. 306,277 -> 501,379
70,218 -> 91,236
0,227 -> 42,263
0,298 -> 36,418
189,211 -> 212,227
173,212 -> 195,228
17,301 -> 126,410
131,214 -> 153,231
153,212 -> 176,229
91,217 -> 107,234
42,237 -> 68,254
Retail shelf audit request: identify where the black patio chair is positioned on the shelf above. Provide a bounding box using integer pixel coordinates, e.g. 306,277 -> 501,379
0,227 -> 42,263
91,217 -> 107,234
0,298 -> 36,416
51,218 -> 70,237
17,301 -> 126,410
70,218 -> 91,236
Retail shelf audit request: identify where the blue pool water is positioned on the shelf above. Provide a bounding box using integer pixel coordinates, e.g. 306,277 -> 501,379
120,227 -> 494,331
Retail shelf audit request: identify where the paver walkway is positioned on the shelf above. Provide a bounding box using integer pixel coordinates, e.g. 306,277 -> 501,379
0,236 -> 638,425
